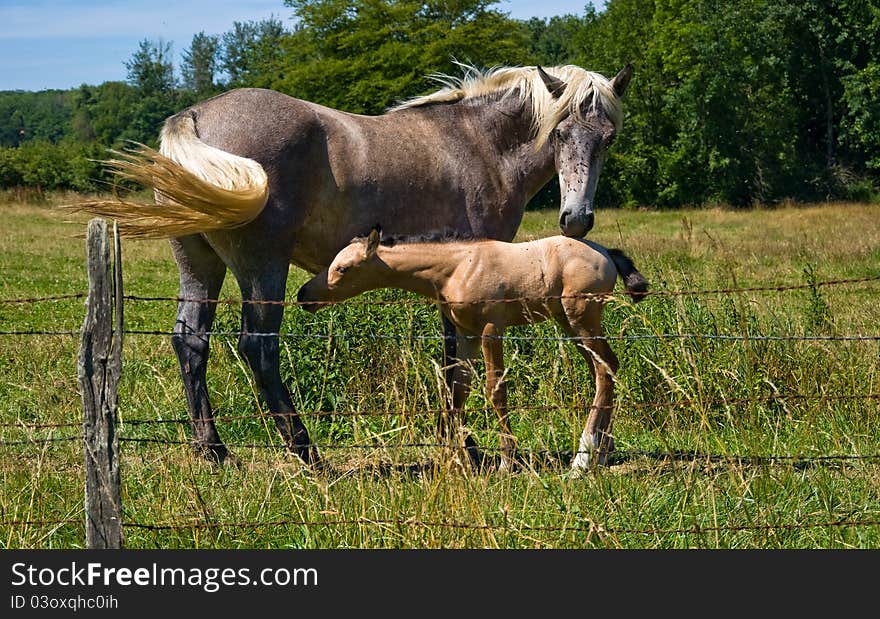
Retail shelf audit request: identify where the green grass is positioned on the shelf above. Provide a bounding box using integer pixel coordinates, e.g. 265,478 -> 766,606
1,197 -> 879,548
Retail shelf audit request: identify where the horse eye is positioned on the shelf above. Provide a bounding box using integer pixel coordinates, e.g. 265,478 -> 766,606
336,266 -> 348,274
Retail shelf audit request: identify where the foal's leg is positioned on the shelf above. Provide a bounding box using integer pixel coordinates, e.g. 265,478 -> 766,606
439,330 -> 481,469
481,323 -> 516,471
169,236 -> 229,463
560,308 -> 619,470
234,260 -> 319,466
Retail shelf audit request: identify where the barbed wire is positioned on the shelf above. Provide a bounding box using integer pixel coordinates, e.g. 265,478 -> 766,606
122,274 -> 880,308
0,293 -> 85,305
4,516 -> 878,537
6,435 -> 880,465
4,432 -> 878,467
0,436 -> 82,446
113,436 -> 880,465
4,328 -> 874,343
1,273 -> 877,310
4,392 -> 878,431
0,519 -> 81,527
0,330 -> 81,336
124,516 -> 880,536
122,329 -> 880,343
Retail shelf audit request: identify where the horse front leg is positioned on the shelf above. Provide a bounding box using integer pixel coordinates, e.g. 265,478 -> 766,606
236,263 -> 320,467
481,323 -> 516,471
169,236 -> 230,464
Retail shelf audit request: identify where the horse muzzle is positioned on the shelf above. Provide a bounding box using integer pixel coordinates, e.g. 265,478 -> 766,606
296,285 -> 322,313
559,208 -> 594,238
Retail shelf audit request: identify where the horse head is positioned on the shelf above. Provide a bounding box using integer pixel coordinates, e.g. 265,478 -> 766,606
538,64 -> 633,237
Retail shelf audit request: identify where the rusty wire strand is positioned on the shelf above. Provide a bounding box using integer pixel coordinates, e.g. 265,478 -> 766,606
121,274 -> 880,308
3,392 -> 878,431
3,516 -> 878,537
1,274 -> 877,309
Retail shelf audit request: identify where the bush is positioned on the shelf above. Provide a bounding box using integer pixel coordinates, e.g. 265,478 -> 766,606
0,141 -> 106,192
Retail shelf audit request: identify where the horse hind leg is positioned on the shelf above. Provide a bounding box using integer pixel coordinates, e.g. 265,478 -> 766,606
559,308 -> 619,471
169,236 -> 230,464
439,328 -> 482,470
234,259 -> 319,467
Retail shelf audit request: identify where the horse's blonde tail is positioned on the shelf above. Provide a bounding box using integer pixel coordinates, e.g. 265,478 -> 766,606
64,113 -> 269,238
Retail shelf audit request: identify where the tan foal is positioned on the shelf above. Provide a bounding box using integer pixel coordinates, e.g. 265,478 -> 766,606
298,227 -> 648,472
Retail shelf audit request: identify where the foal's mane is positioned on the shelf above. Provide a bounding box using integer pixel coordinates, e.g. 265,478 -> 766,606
353,229 -> 480,247
389,64 -> 623,147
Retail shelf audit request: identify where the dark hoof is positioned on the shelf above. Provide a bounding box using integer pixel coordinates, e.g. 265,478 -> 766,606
292,442 -> 323,470
193,441 -> 233,466
464,434 -> 484,470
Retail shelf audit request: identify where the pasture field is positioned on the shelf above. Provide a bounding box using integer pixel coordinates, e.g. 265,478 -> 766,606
1,194 -> 879,549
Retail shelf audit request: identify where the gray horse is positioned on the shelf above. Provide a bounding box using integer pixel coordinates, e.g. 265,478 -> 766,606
73,63 -> 633,465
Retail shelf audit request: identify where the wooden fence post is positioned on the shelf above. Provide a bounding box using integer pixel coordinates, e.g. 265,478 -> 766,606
78,219 -> 123,549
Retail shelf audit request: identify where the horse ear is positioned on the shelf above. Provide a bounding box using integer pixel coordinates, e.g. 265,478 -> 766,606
610,64 -> 634,98
537,66 -> 567,99
365,226 -> 380,258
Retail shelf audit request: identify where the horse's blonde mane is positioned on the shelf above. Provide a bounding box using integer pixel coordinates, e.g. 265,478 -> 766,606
390,64 -> 623,147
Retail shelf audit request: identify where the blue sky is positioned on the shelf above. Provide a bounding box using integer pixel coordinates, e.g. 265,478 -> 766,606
0,1 -> 600,91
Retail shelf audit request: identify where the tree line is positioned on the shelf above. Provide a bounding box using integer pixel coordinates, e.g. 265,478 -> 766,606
1,0 -> 877,206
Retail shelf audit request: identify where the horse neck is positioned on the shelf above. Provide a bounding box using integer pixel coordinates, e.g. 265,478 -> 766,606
377,243 -> 468,299
480,94 -> 557,197
426,93 -> 558,199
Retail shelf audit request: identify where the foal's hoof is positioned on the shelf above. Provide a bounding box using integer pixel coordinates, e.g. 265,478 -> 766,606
496,457 -> 518,475
570,450 -> 613,472
570,434 -> 615,471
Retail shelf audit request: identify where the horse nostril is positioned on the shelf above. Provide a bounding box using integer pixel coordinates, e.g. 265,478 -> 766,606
559,211 -> 569,229
583,212 -> 595,232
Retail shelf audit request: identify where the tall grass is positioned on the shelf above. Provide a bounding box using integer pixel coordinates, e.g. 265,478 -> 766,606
1,198 -> 879,548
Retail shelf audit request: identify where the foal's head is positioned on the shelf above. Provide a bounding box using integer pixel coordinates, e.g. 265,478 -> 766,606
296,227 -> 383,311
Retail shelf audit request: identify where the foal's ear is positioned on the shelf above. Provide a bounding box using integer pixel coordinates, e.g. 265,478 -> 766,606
537,66 -> 567,99
365,226 -> 380,258
610,64 -> 634,98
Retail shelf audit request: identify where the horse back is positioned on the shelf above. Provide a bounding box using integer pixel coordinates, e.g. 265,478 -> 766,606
180,88 -> 326,163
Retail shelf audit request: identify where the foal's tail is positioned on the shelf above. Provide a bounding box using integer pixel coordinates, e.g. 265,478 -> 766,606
608,248 -> 649,303
63,112 -> 269,238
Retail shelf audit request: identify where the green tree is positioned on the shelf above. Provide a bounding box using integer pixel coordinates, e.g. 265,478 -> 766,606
522,14 -> 589,66
0,140 -> 104,192
221,18 -> 287,88
569,0 -> 878,207
182,32 -> 221,96
124,39 -> 179,145
833,0 -> 880,185
69,82 -> 140,146
571,0 -> 672,207
0,91 -> 73,147
274,0 -> 531,114
126,39 -> 176,94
